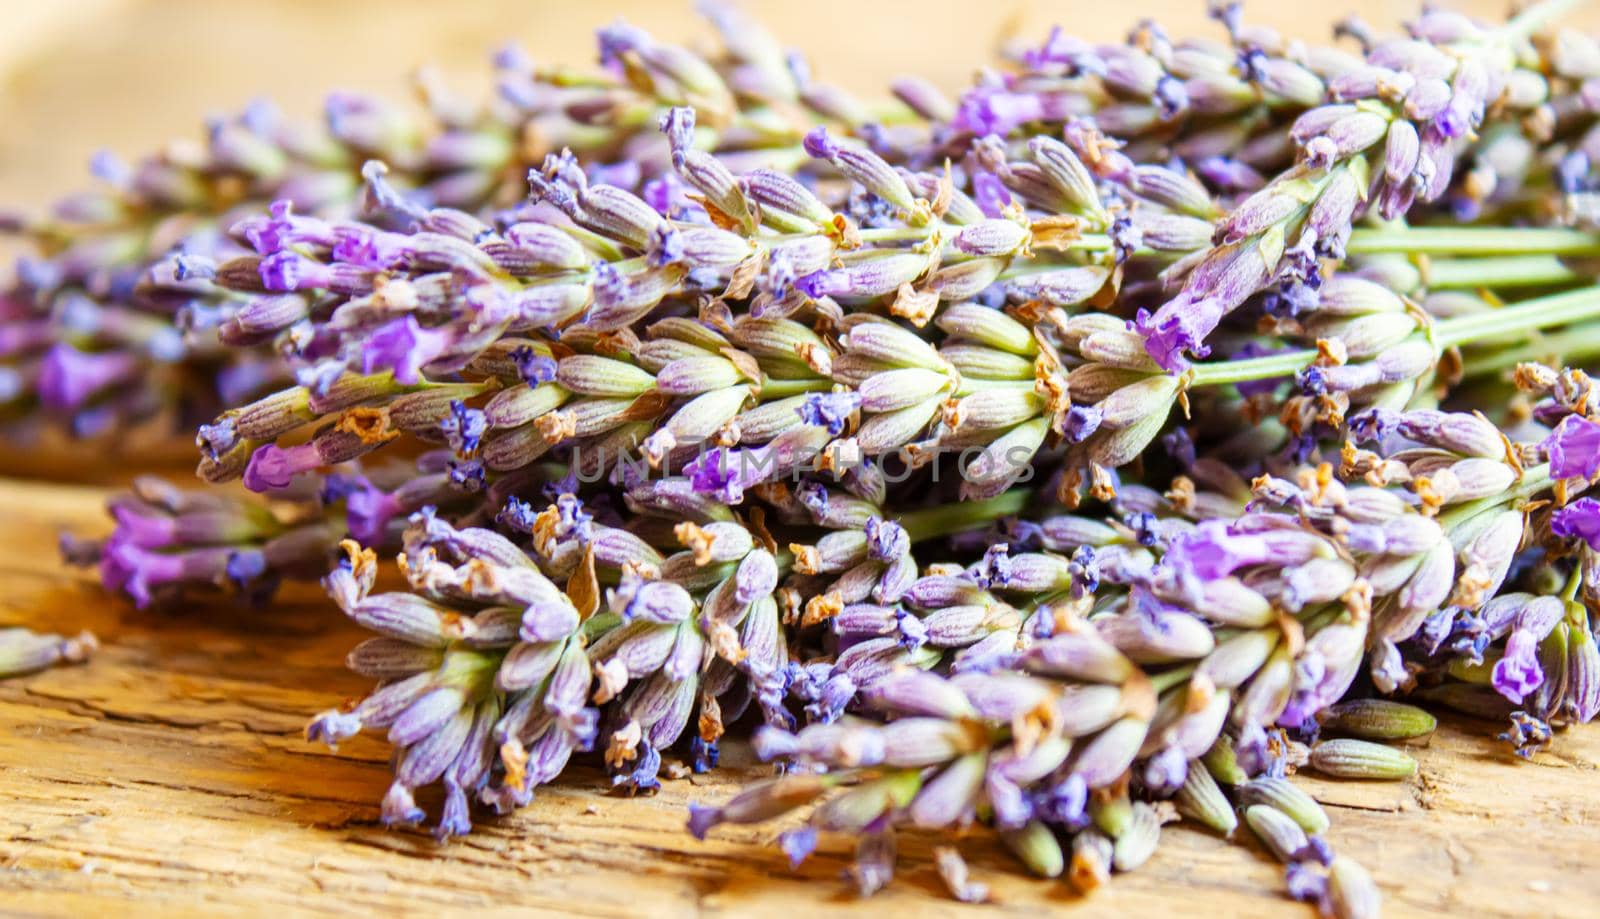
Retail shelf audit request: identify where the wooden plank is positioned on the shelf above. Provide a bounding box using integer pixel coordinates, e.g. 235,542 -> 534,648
0,476 -> 1596,916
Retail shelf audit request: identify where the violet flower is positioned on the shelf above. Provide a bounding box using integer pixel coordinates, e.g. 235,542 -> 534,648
1543,415 -> 1600,480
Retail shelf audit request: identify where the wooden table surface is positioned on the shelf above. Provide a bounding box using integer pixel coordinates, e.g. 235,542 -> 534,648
4,2 -> 1600,916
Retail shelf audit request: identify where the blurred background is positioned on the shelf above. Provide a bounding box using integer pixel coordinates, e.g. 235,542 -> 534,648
5,0 -> 1599,214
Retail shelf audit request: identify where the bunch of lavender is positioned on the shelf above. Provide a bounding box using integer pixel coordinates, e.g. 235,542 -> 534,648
13,0 -> 1596,448
303,462 -> 1067,824
685,403 -> 1599,907
0,5 -> 894,444
24,1 -> 1600,914
59,457 -> 516,609
180,79 -> 1600,509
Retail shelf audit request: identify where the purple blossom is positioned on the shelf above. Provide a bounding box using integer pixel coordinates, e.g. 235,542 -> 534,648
953,91 -> 1047,136
1029,773 -> 1088,829
360,315 -> 452,384
380,784 -> 425,827
985,769 -> 1032,829
1558,151 -> 1592,194
1162,427 -> 1196,468
609,573 -> 694,624
1491,629 -> 1544,704
1159,520 -> 1273,595
1500,710 -> 1552,759
1110,216 -> 1143,265
971,171 -> 1013,218
683,441 -> 797,505
1021,26 -> 1099,73
258,251 -> 322,292
98,538 -> 228,609
108,503 -> 177,549
1154,75 -> 1188,118
797,391 -> 861,436
595,21 -> 647,71
1543,415 -> 1600,480
804,671 -> 855,725
239,200 -> 329,254
99,539 -> 177,607
1552,498 -> 1600,550
345,479 -> 401,546
1347,407 -> 1400,444
242,442 -> 320,492
778,827 -> 818,868
659,106 -> 694,163
685,447 -> 744,503
972,544 -> 1013,589
1234,721 -> 1279,778
1141,744 -> 1187,796
689,735 -> 719,773
332,226 -> 412,270
642,173 -> 693,218
1285,862 -> 1329,907
1132,296 -> 1225,372
1059,404 -> 1103,442
496,496 -> 541,535
1069,546 -> 1100,597
510,345 -> 558,384
686,802 -> 721,840
864,517 -> 909,562
196,418 -> 238,460
224,549 -> 268,586
1124,512 -> 1160,548
894,608 -> 928,651
646,223 -> 684,268
549,494 -> 594,550
801,126 -> 840,160
89,148 -> 130,185
441,400 -> 487,455
36,344 -> 135,411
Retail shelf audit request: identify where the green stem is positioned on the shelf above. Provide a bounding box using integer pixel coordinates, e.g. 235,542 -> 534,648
1188,287 -> 1600,387
955,378 -> 1036,396
1460,320 -> 1600,378
1150,664 -> 1197,694
1425,255 -> 1585,290
581,610 -> 621,641
1501,0 -> 1582,44
1562,564 -> 1584,604
1345,227 -> 1600,257
1187,350 -> 1310,387
899,488 -> 1032,543
759,376 -> 834,399
1438,464 -> 1552,531
1435,287 -> 1600,349
853,227 -> 937,244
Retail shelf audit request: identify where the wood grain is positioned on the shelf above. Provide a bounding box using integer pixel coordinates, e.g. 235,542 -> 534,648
0,477 -> 1597,917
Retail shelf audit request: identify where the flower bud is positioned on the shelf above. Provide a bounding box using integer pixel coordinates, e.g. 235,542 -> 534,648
954,219 -> 1030,258
1328,856 -> 1381,919
1239,777 -> 1329,834
1317,699 -> 1437,740
1002,821 -> 1065,878
1243,804 -> 1308,864
1307,738 -> 1417,779
1174,757 -> 1238,834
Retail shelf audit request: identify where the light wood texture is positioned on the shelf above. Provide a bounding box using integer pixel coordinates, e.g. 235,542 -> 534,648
4,2 -> 1600,915
2,478 -> 1598,917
